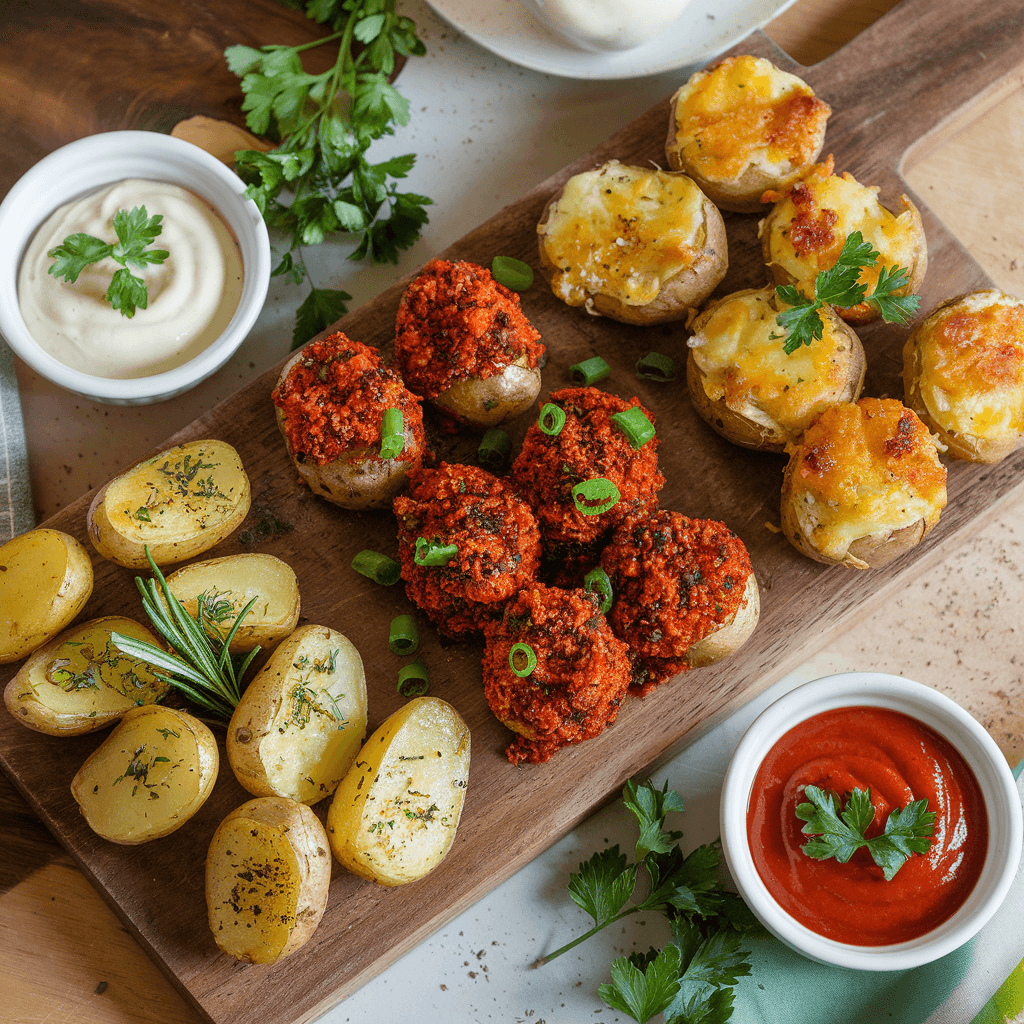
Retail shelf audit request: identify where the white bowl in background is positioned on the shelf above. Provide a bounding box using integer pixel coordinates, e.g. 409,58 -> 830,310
0,131 -> 270,405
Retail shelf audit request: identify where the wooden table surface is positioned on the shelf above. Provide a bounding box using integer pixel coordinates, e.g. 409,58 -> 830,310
4,1 -> 1023,1022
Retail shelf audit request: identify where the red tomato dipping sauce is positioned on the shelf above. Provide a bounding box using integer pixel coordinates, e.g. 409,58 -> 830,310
747,705 -> 988,945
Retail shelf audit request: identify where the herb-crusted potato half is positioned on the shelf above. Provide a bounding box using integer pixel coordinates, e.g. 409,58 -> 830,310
165,553 -> 300,652
87,439 -> 250,568
70,705 -> 219,843
5,616 -> 167,735
537,160 -> 728,325
666,54 -> 831,213
206,796 -> 331,965
327,696 -> 470,886
781,398 -> 947,569
1,528 -> 93,664
903,289 -> 1024,463
687,286 -> 865,451
227,624 -> 367,804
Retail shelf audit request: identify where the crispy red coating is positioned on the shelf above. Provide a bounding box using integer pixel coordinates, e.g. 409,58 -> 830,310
482,584 -> 632,765
394,259 -> 545,399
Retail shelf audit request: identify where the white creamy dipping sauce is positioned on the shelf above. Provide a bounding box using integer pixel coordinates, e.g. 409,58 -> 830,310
17,178 -> 244,378
530,0 -> 693,51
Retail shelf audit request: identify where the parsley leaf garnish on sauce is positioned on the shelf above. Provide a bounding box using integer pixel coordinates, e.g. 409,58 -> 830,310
796,784 -> 936,881
773,230 -> 921,353
48,206 -> 168,319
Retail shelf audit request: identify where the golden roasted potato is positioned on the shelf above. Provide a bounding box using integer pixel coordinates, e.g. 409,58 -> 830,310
206,796 -> 331,964
687,286 -> 865,451
759,157 -> 927,325
5,616 -> 167,735
666,54 -> 831,213
537,160 -> 728,325
0,528 -> 93,664
903,289 -> 1024,463
780,398 -> 947,569
327,696 -> 470,886
227,624 -> 367,804
70,705 -> 219,843
165,553 -> 300,652
87,439 -> 250,568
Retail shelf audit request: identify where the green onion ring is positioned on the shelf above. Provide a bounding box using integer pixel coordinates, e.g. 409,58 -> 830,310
583,567 -> 614,615
491,255 -> 534,291
572,478 -> 620,516
635,352 -> 676,381
352,550 -> 401,585
538,402 -> 567,436
389,614 -> 419,655
569,356 -> 611,385
611,407 -> 656,449
397,660 -> 430,697
509,642 -> 537,677
414,537 -> 458,567
379,407 -> 405,460
478,428 -> 511,468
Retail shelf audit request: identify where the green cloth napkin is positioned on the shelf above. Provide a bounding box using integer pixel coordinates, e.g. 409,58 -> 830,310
0,340 -> 35,541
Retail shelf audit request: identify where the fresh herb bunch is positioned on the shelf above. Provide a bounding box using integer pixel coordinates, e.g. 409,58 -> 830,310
48,206 -> 168,318
796,784 -> 936,881
538,779 -> 756,1024
773,231 -> 920,353
225,0 -> 431,348
110,548 -> 261,721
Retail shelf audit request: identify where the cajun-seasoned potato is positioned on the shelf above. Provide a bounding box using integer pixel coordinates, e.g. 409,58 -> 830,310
780,398 -> 947,569
70,705 -> 218,844
0,529 -> 93,664
686,573 -> 760,668
87,439 -> 250,568
687,286 -> 866,451
227,625 -> 367,804
666,55 -> 831,213
430,351 -> 542,429
206,796 -> 331,965
903,289 -> 1024,463
5,616 -> 167,735
165,553 -> 300,652
537,160 -> 727,325
327,696 -> 470,886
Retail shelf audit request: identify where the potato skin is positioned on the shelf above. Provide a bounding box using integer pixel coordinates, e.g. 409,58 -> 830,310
430,352 -> 542,428
685,573 -> 760,668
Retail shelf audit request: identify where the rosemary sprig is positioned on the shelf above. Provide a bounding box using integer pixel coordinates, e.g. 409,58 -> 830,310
110,548 -> 260,720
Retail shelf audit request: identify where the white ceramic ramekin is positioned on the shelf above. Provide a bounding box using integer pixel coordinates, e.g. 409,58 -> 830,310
720,672 -> 1022,971
0,131 -> 270,405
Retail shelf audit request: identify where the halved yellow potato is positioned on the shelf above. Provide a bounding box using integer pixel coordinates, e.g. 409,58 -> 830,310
70,704 -> 219,843
0,528 -> 93,664
5,616 -> 167,735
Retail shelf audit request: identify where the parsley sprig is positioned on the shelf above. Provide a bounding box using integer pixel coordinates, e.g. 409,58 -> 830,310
225,0 -> 431,348
538,780 -> 755,1024
774,231 -> 920,353
796,784 -> 936,881
48,206 -> 168,318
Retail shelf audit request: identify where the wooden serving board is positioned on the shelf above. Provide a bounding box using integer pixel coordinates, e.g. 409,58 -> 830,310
3,1 -> 1024,1022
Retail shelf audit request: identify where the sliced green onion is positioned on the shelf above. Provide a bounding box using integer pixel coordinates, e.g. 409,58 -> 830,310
583,567 -> 613,615
397,660 -> 430,697
491,255 -> 534,291
636,352 -> 676,381
352,550 -> 401,585
478,428 -> 511,469
414,537 -> 458,567
389,614 -> 419,655
379,407 -> 404,460
509,642 -> 537,677
538,403 -> 566,436
611,407 -> 656,448
569,356 -> 610,386
572,478 -> 620,516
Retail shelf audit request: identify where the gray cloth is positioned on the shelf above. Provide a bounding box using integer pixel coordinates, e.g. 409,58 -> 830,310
0,340 -> 35,541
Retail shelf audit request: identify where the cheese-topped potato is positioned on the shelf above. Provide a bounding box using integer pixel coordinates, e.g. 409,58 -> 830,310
537,160 -> 728,325
759,158 -> 927,325
781,398 -> 947,569
666,55 -> 831,213
903,289 -> 1024,463
687,286 -> 865,451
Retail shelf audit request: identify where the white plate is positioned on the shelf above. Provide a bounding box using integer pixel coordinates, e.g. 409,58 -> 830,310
422,0 -> 799,80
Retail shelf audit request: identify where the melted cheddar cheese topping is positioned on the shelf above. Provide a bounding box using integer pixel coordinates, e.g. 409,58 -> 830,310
538,161 -> 706,307
671,55 -> 830,182
788,398 -> 946,562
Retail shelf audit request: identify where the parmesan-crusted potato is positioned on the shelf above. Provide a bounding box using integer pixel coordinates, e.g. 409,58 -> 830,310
206,797 -> 331,964
780,398 -> 947,568
537,160 -> 728,325
5,616 -> 167,735
666,55 -> 831,213
903,289 -> 1024,463
327,696 -> 470,886
87,439 -> 250,568
0,528 -> 93,664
